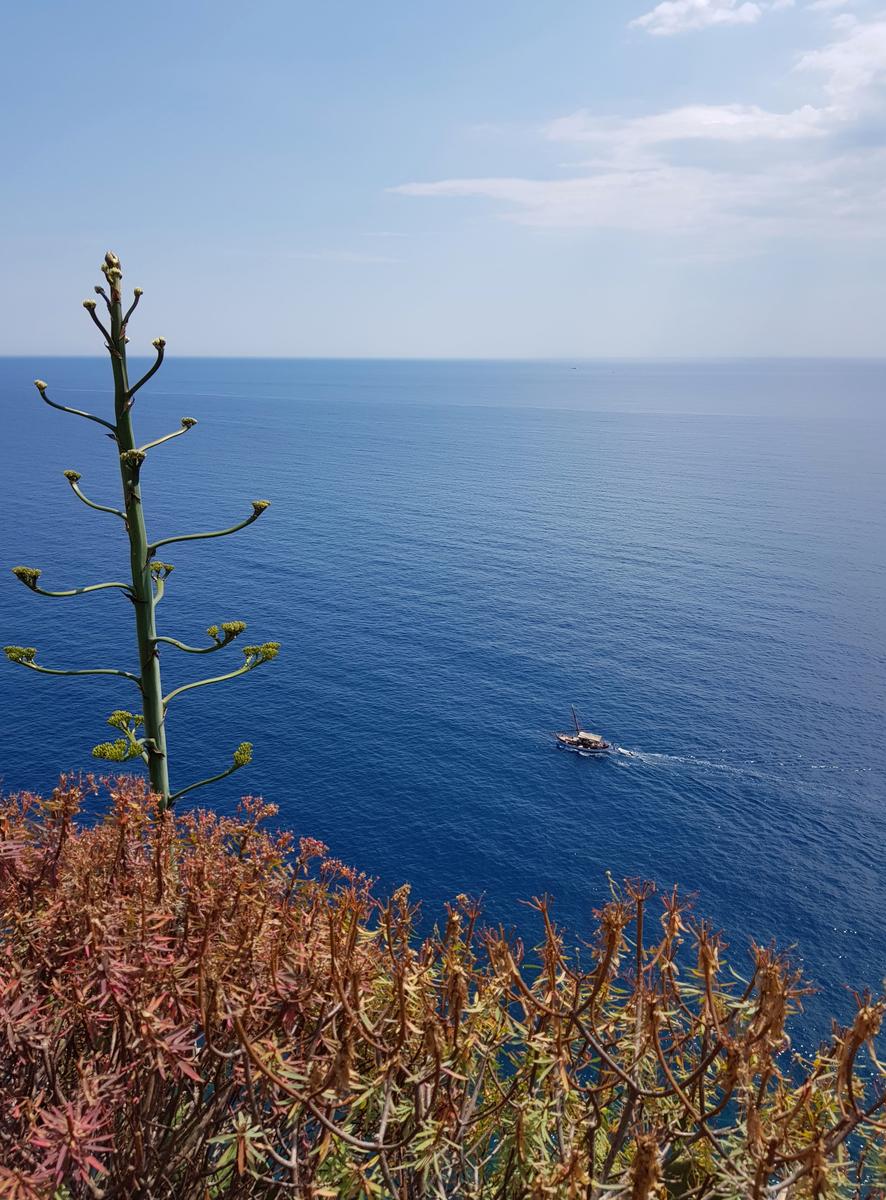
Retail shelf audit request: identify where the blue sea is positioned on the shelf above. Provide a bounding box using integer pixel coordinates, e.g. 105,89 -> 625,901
1,357 -> 884,1036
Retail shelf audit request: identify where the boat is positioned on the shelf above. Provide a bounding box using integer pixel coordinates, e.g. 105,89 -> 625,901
555,707 -> 610,753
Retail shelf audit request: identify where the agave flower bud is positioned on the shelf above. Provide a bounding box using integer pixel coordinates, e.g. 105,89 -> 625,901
221,620 -> 247,641
3,646 -> 37,664
34,380 -> 47,392
233,742 -> 253,768
63,470 -> 81,483
206,624 -> 220,642
107,710 -> 135,731
244,641 -> 280,664
120,449 -> 146,469
251,499 -> 270,515
11,566 -> 41,589
101,253 -> 122,285
150,560 -> 174,578
181,417 -> 197,429
92,739 -> 133,762
83,299 -> 97,310
151,337 -> 166,350
133,287 -> 143,297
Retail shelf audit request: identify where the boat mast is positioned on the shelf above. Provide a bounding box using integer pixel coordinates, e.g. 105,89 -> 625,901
571,705 -> 581,735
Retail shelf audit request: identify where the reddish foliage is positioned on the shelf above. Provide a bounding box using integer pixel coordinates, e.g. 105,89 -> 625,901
0,777 -> 883,1198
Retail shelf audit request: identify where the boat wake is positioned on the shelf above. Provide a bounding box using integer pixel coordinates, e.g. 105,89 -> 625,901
612,746 -> 869,779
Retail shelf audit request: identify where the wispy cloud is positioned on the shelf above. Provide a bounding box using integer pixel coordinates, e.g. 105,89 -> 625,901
796,14 -> 886,96
392,13 -> 886,241
545,103 -> 828,148
629,0 -> 792,36
392,153 -> 884,234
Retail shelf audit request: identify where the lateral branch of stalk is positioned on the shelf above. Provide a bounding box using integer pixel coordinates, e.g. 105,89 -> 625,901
125,339 -> 166,410
33,380 -> 116,435
11,567 -> 132,600
167,742 -> 254,805
63,472 -> 127,522
2,647 -> 141,689
154,621 -> 248,655
162,643 -> 279,711
148,500 -> 270,555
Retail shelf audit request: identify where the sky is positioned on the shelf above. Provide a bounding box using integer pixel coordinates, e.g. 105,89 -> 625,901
1,0 -> 885,358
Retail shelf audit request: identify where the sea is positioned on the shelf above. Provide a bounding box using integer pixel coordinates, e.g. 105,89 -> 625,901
1,356 -> 884,1039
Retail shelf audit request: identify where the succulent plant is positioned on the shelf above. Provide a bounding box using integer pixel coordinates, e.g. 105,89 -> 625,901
5,252 -> 279,809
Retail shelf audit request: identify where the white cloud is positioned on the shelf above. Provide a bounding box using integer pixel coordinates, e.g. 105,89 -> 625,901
392,152 -> 883,234
545,103 -> 828,147
630,0 -> 791,36
796,15 -> 886,98
393,14 -> 886,240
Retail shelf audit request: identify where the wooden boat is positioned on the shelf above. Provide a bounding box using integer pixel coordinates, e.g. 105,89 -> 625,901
555,707 -> 610,753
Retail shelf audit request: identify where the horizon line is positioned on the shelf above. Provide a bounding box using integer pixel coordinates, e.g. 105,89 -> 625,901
2,353 -> 886,364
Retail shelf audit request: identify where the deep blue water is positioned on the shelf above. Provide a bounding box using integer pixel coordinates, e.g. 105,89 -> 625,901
1,357 -> 884,1037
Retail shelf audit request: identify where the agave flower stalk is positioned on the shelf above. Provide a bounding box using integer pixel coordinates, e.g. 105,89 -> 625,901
4,253 -> 279,809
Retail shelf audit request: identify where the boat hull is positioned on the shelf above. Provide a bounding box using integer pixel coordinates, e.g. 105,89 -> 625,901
555,734 -> 610,753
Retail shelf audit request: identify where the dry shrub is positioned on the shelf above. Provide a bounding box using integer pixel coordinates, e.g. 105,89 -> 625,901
0,776 -> 882,1198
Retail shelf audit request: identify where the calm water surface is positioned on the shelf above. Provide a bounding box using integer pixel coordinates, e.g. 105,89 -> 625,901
1,357 -> 883,1037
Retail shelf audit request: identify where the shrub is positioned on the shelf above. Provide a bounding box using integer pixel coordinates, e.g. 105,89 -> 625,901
0,777 -> 882,1198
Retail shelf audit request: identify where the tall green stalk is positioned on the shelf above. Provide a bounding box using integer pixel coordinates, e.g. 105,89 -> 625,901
4,252 -> 279,809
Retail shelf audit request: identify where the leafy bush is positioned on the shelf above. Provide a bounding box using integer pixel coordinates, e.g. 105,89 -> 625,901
0,778 -> 882,1198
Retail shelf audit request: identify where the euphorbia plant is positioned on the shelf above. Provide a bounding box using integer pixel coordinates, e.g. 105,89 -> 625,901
3,252 -> 279,809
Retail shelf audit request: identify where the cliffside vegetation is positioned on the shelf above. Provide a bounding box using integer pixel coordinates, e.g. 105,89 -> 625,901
0,777 -> 882,1198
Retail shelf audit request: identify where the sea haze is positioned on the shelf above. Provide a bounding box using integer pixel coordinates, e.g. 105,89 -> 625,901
1,357 -> 884,1034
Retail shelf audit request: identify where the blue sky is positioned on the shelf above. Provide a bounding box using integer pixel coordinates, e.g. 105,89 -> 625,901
2,0 -> 884,357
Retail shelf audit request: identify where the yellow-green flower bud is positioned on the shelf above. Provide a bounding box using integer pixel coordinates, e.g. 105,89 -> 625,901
152,337 -> 166,350
120,449 -> 146,469
34,380 -> 47,391
4,646 -> 37,664
233,742 -> 253,768
221,621 -> 247,640
244,641 -> 281,664
251,499 -> 270,515
12,566 -> 41,588
92,739 -> 132,762
181,417 -> 197,429
63,470 -> 81,483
